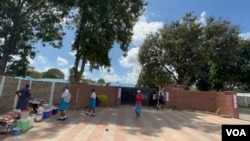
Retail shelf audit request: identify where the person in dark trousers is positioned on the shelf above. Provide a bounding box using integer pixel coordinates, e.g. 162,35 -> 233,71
152,91 -> 158,109
134,90 -> 144,119
85,89 -> 97,116
157,92 -> 164,110
15,84 -> 31,110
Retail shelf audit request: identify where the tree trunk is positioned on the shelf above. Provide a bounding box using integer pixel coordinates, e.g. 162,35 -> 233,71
0,54 -> 9,75
72,56 -> 86,83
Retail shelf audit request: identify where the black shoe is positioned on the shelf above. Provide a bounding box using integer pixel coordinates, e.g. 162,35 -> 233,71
62,117 -> 68,121
85,113 -> 89,116
57,118 -> 63,121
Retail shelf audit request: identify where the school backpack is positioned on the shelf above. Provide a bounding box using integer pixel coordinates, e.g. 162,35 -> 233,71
96,96 -> 99,106
159,94 -> 164,102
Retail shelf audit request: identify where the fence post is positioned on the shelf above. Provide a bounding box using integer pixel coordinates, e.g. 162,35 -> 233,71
0,76 -> 5,97
49,82 -> 55,108
14,78 -> 22,109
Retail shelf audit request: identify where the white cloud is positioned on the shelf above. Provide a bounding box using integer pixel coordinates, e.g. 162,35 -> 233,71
69,50 -> 76,57
119,47 -> 140,68
89,66 -> 121,83
0,38 -> 4,45
28,57 -> 35,65
116,14 -> 164,84
99,66 -> 115,74
239,32 -> 250,40
198,11 -> 207,26
57,56 -> 68,66
37,55 -> 47,64
44,67 -> 51,71
132,15 -> 164,46
68,40 -> 76,57
124,67 -> 141,84
11,55 -> 21,61
59,68 -> 69,80
103,73 -> 122,83
119,47 -> 141,84
61,9 -> 79,25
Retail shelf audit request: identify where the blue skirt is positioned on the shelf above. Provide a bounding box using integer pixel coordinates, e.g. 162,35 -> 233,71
59,98 -> 69,111
89,99 -> 96,109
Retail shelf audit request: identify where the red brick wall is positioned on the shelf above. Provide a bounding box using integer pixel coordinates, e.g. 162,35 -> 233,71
161,84 -> 185,91
216,91 -> 239,118
164,90 -> 218,112
0,76 -> 238,118
69,83 -> 121,110
161,84 -> 239,118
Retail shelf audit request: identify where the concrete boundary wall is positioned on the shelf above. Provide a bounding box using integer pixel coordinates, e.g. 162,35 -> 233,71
0,76 -> 68,114
69,83 -> 120,110
0,76 -> 120,114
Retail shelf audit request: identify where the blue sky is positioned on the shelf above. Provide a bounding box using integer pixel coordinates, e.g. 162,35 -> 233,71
27,0 -> 250,85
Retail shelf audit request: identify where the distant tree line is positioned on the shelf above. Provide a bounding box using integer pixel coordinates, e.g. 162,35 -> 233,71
27,68 -> 65,79
28,68 -> 110,86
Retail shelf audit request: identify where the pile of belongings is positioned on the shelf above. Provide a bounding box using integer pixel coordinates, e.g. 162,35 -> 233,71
38,97 -> 49,103
29,99 -> 40,104
0,112 -> 20,122
29,97 -> 49,104
0,112 -> 20,134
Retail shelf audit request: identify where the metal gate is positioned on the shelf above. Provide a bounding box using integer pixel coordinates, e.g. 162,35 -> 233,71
120,87 -> 157,106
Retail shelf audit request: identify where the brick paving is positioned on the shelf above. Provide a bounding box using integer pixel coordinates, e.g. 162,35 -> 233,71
1,105 -> 250,141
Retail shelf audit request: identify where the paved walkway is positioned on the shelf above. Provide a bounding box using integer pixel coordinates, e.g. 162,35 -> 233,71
1,105 -> 250,141
239,108 -> 250,121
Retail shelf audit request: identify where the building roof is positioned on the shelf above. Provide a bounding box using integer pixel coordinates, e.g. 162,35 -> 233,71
35,78 -> 69,83
237,93 -> 250,97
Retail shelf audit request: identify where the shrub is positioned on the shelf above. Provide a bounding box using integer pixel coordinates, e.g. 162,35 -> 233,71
98,95 -> 108,103
172,104 -> 177,110
216,107 -> 221,115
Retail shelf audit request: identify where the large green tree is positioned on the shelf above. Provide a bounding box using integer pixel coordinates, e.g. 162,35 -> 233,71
197,17 -> 242,91
97,78 -> 105,86
0,0 -> 73,77
136,66 -> 173,88
225,40 -> 250,91
70,0 -> 146,82
42,68 -> 64,79
137,34 -> 173,88
138,13 -> 247,90
27,69 -> 42,79
138,13 -> 206,89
